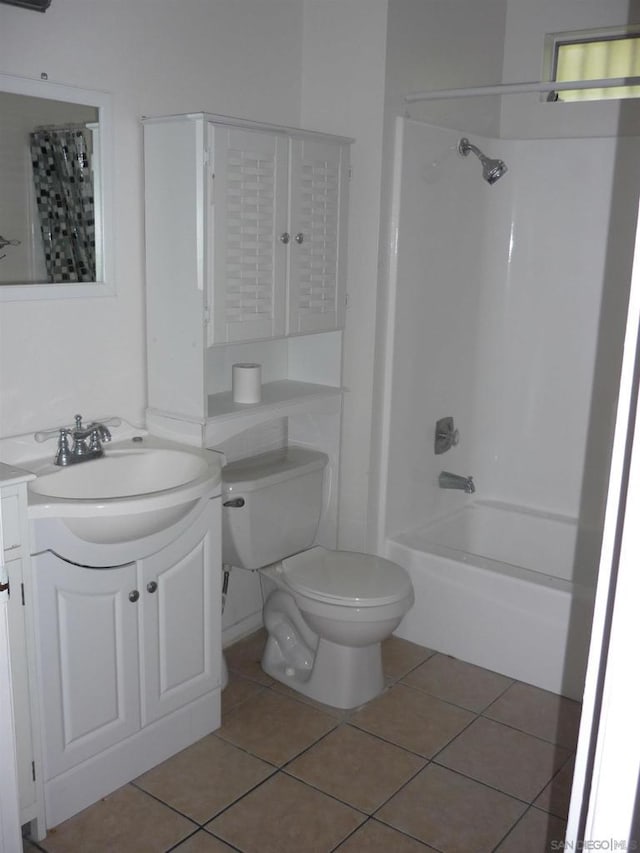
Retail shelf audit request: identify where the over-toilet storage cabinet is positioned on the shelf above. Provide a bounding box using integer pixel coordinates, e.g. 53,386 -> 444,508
2,472 -> 45,840
30,498 -> 221,827
143,113 -> 351,427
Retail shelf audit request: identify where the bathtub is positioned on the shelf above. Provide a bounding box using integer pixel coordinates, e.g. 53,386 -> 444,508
385,500 -> 595,700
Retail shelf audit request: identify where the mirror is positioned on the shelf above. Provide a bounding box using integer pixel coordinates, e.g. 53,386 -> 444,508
0,73 -> 113,301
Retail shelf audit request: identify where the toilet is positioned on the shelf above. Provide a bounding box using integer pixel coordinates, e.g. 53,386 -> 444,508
222,446 -> 414,709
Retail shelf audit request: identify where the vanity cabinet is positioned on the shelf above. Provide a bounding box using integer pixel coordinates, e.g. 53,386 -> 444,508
31,497 -> 221,825
144,113 -> 351,425
1,474 -> 45,840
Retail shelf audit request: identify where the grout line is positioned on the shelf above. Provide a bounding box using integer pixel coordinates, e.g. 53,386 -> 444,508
488,803 -> 568,853
200,826 -> 245,852
479,707 -> 580,749
368,759 -> 432,816
427,759 -> 540,808
342,719 -> 437,761
328,815 -> 438,851
163,826 -> 204,852
372,813 -> 446,851
128,781 -> 203,827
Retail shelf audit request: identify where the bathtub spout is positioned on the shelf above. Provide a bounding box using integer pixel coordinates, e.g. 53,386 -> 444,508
439,471 -> 475,494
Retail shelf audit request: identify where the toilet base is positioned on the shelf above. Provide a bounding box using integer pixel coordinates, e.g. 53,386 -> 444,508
262,636 -> 384,709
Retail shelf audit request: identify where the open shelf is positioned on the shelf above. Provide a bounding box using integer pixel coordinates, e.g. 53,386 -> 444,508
146,380 -> 343,448
204,380 -> 342,446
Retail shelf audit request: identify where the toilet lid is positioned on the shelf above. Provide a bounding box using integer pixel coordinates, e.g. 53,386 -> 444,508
281,547 -> 412,607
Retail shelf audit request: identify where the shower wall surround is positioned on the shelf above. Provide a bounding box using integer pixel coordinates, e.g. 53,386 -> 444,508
384,119 -> 639,542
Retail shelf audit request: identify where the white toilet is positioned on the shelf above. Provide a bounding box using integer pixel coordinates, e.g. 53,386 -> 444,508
222,446 -> 414,709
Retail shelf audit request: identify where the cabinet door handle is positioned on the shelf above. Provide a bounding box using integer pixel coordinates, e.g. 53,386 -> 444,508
147,581 -> 158,594
280,232 -> 291,244
128,590 -> 140,603
294,232 -> 304,244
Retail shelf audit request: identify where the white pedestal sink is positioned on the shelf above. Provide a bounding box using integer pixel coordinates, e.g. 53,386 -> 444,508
25,436 -> 222,547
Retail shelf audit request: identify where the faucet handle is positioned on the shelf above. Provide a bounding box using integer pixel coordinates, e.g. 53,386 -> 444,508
88,428 -> 106,454
54,429 -> 73,466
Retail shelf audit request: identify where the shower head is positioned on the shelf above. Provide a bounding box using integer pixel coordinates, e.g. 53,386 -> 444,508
458,137 -> 508,185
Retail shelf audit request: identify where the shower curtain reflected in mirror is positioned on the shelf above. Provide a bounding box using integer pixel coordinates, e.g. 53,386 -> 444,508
29,128 -> 95,283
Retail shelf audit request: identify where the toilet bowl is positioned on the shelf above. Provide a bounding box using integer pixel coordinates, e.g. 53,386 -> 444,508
221,446 -> 414,708
260,547 -> 414,708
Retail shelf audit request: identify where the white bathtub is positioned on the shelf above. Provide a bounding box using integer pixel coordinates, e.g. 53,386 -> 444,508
385,500 -> 595,699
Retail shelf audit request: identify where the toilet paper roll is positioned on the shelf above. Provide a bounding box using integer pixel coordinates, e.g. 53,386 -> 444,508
232,363 -> 262,404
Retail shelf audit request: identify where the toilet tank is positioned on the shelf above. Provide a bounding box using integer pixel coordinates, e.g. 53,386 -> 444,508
222,446 -> 328,570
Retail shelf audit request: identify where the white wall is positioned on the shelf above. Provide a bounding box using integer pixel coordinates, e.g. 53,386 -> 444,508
300,0 -> 389,551
384,0 -> 507,138
368,0 -> 507,548
0,0 -> 304,438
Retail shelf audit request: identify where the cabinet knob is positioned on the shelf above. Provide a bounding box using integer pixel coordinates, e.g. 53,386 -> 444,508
128,590 -> 140,603
294,232 -> 304,244
147,581 -> 158,594
280,232 -> 291,244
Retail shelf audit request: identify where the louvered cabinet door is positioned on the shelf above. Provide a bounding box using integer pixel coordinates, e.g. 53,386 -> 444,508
210,126 -> 288,344
288,138 -> 348,335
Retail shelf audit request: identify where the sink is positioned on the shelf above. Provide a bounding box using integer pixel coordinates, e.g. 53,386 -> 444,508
26,437 -> 222,545
30,448 -> 209,501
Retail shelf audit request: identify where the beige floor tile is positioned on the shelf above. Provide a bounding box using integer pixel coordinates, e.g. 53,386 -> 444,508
287,723 -> 426,813
351,683 -> 474,757
216,688 -> 337,765
224,629 -> 274,685
23,841 -> 42,852
39,784 -> 196,853
335,818 -> 432,851
381,634 -> 435,680
437,717 -> 571,802
221,671 -> 265,718
135,734 -> 274,824
377,763 -> 526,852
485,681 -> 582,748
172,830 -> 238,851
534,757 -> 575,818
207,772 -> 365,853
495,806 -> 567,852
403,653 -> 513,711
268,679 -> 350,720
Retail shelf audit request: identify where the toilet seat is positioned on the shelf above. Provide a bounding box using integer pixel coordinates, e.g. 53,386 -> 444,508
278,547 -> 413,607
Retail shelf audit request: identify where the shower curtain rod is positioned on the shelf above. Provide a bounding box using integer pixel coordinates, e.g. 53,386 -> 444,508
404,75 -> 640,103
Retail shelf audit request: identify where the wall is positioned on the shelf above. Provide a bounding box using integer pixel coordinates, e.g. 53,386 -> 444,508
300,0 -> 389,551
368,0 -> 507,547
384,0 -> 507,138
0,0 -> 304,438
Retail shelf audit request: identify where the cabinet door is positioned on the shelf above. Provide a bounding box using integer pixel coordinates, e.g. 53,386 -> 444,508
33,553 -> 140,779
288,138 -> 348,335
209,125 -> 288,344
139,500 -> 221,726
6,558 -> 37,814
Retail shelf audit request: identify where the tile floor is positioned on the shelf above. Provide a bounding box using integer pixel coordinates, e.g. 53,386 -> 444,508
23,631 -> 581,853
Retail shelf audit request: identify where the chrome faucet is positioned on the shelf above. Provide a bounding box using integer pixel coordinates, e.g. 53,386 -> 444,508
35,414 -> 116,466
439,471 -> 475,494
56,415 -> 112,465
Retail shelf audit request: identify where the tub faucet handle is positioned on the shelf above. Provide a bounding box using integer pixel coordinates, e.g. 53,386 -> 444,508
435,416 -> 460,454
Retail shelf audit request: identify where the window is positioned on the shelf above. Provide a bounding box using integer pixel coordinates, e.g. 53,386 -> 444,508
547,28 -> 640,102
